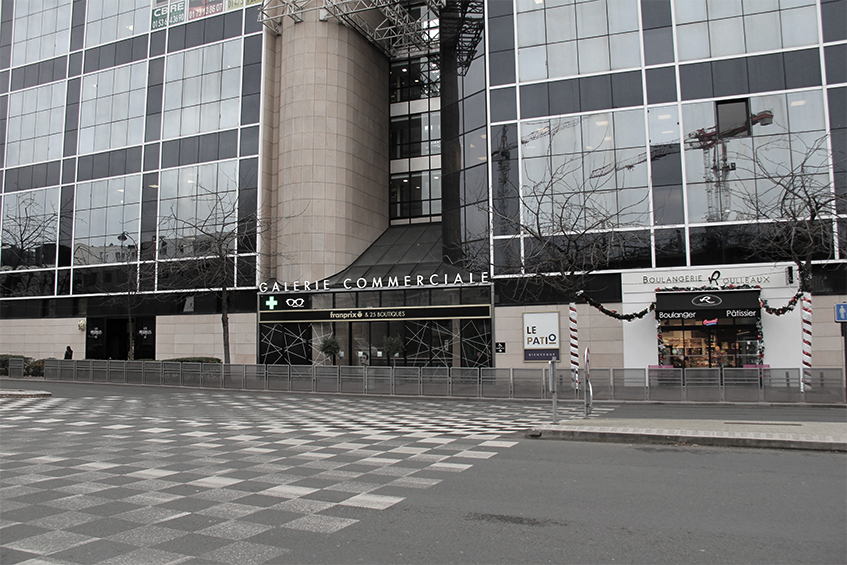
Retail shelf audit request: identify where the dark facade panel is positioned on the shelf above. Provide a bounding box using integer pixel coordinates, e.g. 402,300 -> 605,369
611,71 -> 643,108
641,0 -> 672,30
822,0 -> 847,43
825,44 -> 846,85
646,66 -> 676,104
747,53 -> 785,94
489,87 -> 516,122
680,62 -> 713,100
3,161 -> 62,192
83,37 -> 148,75
488,51 -> 515,86
548,78 -> 580,115
520,82 -> 549,119
75,147 -> 143,181
10,57 -> 67,91
711,58 -> 748,98
579,74 -> 612,113
783,49 -> 822,89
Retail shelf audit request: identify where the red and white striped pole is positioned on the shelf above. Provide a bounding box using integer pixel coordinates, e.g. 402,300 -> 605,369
569,302 -> 579,390
801,293 -> 812,391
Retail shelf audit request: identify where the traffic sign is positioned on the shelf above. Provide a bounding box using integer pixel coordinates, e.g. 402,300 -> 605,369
836,304 -> 847,323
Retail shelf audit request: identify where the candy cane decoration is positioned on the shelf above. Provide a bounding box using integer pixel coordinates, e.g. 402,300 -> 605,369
569,302 -> 579,388
801,292 -> 812,391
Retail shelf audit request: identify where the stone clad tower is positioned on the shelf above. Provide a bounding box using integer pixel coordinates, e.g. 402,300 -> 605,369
265,8 -> 389,284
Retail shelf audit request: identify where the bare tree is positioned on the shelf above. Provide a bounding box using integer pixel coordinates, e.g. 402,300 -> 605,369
1,192 -> 59,271
731,132 -> 845,292
159,180 -> 286,364
159,183 -> 242,364
0,191 -> 60,297
477,120 -> 652,302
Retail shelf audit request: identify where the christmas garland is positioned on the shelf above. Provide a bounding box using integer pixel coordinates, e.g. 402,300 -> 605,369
578,292 -> 656,321
759,289 -> 804,316
575,282 -> 801,366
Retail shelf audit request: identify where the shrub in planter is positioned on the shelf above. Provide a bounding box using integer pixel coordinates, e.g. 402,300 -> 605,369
163,357 -> 222,363
319,335 -> 341,361
26,359 -> 45,377
0,354 -> 32,376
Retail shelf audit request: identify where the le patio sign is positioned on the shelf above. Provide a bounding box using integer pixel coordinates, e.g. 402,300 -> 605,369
523,312 -> 560,362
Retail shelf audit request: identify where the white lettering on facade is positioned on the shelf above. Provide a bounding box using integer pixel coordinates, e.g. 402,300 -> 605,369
263,272 -> 492,293
658,312 -> 697,319
727,309 -> 758,317
643,274 -> 705,285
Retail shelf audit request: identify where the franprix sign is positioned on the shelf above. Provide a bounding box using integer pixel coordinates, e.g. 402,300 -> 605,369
259,302 -> 491,324
151,0 -> 263,31
523,312 -> 560,362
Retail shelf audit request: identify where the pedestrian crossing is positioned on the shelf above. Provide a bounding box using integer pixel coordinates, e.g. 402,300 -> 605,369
0,391 -> 616,564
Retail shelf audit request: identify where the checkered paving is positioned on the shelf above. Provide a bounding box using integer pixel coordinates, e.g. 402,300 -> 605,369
1,392 -> 615,564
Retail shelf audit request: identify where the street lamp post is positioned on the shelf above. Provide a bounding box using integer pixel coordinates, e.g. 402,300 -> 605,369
117,232 -> 136,361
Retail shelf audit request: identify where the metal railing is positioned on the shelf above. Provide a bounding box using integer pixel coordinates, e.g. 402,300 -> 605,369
12,360 -> 841,404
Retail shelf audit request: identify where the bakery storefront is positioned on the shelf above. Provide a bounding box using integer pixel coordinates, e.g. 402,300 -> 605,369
656,290 -> 761,368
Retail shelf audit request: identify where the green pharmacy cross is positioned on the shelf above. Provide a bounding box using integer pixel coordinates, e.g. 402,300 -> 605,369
265,296 -> 278,310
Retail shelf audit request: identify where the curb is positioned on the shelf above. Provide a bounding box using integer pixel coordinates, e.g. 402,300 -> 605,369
526,428 -> 847,452
0,390 -> 52,398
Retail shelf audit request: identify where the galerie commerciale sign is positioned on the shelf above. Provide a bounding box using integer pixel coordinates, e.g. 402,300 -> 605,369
258,272 -> 490,294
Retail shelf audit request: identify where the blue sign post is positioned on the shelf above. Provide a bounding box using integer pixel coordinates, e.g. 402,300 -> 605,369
835,303 -> 847,323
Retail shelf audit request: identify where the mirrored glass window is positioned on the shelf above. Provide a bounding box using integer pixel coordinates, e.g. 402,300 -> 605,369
157,160 -> 239,260
517,10 -> 546,48
678,22 -> 711,61
73,176 -> 142,266
780,6 -> 819,48
11,0 -> 72,67
85,0 -> 150,48
6,83 -> 67,168
162,38 -> 243,139
709,17 -> 745,58
78,62 -> 148,155
744,11 -> 782,53
1,188 -> 60,269
519,45 -> 548,81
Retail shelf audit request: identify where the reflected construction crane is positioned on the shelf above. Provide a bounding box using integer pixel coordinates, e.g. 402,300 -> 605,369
685,110 -> 773,221
492,109 -> 774,225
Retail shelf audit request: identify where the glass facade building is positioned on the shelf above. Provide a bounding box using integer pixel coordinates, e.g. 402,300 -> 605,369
1,0 -> 845,370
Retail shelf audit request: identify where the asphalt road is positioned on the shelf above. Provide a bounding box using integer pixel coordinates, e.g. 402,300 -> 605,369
1,380 -> 845,564
283,440 -> 846,564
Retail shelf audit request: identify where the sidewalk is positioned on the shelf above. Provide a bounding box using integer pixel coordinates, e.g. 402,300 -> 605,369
0,388 -> 52,398
528,412 -> 847,452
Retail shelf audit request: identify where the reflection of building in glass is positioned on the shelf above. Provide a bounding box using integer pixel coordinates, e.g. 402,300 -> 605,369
0,0 -> 845,371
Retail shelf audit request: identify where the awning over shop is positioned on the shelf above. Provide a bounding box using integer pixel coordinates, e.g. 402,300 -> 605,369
655,289 -> 760,320
324,223 -> 471,286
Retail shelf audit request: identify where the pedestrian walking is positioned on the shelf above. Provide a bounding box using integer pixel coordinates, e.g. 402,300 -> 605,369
64,346 -> 73,359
